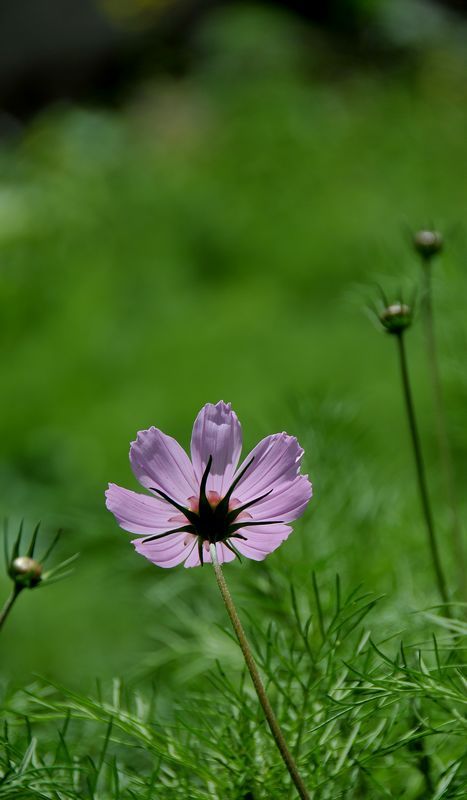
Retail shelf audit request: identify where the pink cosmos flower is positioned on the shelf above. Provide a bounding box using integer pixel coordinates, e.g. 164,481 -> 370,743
106,402 -> 312,568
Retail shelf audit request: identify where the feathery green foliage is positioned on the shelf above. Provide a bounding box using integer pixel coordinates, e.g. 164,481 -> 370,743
2,581 -> 466,798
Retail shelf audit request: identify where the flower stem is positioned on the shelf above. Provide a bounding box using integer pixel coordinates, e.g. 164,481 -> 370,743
209,544 -> 310,800
0,585 -> 22,633
395,333 -> 450,607
421,260 -> 466,597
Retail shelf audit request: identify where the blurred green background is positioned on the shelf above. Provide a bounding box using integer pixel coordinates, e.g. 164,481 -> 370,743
1,0 -> 467,691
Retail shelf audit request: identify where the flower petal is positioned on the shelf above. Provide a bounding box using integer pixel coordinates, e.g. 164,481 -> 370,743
234,523 -> 292,560
105,483 -> 177,535
130,427 -> 198,504
184,540 -> 237,568
215,542 -> 238,565
233,433 -> 304,504
190,401 -> 242,496
133,533 -> 196,569
249,475 -> 312,523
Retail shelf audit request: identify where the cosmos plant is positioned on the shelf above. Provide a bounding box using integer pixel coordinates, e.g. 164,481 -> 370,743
0,522 -> 78,632
106,401 -> 312,798
106,401 -> 311,567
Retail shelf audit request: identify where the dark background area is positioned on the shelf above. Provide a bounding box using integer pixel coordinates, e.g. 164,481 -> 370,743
2,0 -> 467,123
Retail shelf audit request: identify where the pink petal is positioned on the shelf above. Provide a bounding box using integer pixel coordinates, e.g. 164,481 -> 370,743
105,483 -> 177,535
190,401 -> 242,496
249,475 -> 312,523
184,540 -> 237,568
215,542 -> 237,565
130,427 -> 198,504
234,523 -> 292,560
233,433 -> 304,504
133,532 -> 195,569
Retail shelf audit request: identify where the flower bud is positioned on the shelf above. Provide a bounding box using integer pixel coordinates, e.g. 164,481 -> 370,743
413,230 -> 443,259
379,303 -> 412,334
10,556 -> 43,588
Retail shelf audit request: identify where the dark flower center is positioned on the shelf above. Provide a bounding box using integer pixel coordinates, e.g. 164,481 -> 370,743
145,455 -> 279,564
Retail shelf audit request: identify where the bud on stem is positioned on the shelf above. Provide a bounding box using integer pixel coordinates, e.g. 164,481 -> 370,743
413,230 -> 443,260
379,303 -> 412,335
10,556 -> 43,588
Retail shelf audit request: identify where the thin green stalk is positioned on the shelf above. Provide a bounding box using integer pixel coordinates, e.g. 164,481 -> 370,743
395,333 -> 450,607
413,732 -> 433,797
209,544 -> 310,800
0,585 -> 22,633
421,260 -> 465,596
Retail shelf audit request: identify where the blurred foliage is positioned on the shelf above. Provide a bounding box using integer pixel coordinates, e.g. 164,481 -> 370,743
0,4 -> 466,705
2,587 -> 466,798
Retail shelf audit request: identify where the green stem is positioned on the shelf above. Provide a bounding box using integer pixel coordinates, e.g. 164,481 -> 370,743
421,260 -> 465,597
395,333 -> 450,607
410,703 -> 433,798
0,585 -> 22,633
209,544 -> 310,800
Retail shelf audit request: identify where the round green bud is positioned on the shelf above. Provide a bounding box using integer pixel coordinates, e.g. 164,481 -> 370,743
10,556 -> 43,588
379,303 -> 412,334
413,230 -> 443,259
